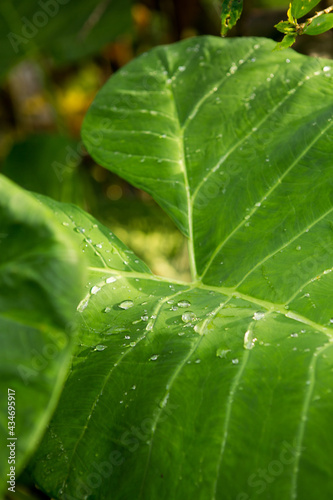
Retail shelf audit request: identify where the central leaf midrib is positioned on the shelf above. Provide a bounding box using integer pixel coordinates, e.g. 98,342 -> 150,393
87,266 -> 332,339
166,80 -> 197,280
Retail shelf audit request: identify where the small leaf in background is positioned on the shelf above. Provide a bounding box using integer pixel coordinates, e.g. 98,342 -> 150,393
303,12 -> 333,35
290,0 -> 322,19
220,0 -> 243,36
274,32 -> 297,49
275,20 -> 296,34
0,0 -> 133,81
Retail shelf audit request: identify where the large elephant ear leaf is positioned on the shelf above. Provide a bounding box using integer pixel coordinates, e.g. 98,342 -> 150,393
0,175 -> 85,495
29,37 -> 333,500
81,35 -> 333,285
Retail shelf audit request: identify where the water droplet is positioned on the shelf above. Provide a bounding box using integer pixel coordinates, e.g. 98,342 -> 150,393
119,300 -> 134,310
232,358 -> 239,365
244,330 -> 257,350
62,222 -> 69,226
178,332 -> 185,336
75,227 -> 85,233
103,307 -> 111,313
106,276 -> 117,283
194,359 -> 201,364
216,348 -> 230,358
91,285 -> 101,295
96,243 -> 103,249
330,318 -> 333,324
290,333 -> 298,338
323,66 -> 331,72
177,300 -> 191,308
141,315 -> 149,321
230,63 -> 237,74
178,66 -> 186,72
150,354 -> 159,361
181,312 -> 196,323
77,299 -> 88,312
94,345 -> 107,351
296,245 -> 301,251
253,311 -> 265,320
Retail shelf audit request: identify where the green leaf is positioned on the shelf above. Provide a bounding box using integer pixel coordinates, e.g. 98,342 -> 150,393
274,32 -> 297,49
220,0 -> 243,36
0,175 -> 85,496
0,0 -> 132,80
33,37 -> 333,499
275,20 -> 296,34
290,0 -> 321,19
303,13 -> 333,35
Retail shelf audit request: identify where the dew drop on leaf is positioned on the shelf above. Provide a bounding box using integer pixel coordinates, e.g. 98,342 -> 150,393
253,311 -> 265,320
149,354 -> 159,361
216,348 -> 230,358
77,299 -> 88,312
103,307 -> 111,313
232,358 -> 239,364
93,345 -> 107,351
118,300 -> 134,310
91,285 -> 101,295
181,311 -> 196,323
177,300 -> 191,308
244,330 -> 257,350
106,276 -> 117,283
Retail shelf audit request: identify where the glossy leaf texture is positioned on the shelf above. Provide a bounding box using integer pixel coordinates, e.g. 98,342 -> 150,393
220,0 -> 243,36
303,13 -> 333,35
31,37 -> 333,499
30,199 -> 333,500
0,0 -> 131,80
0,176 -> 85,495
290,0 -> 321,19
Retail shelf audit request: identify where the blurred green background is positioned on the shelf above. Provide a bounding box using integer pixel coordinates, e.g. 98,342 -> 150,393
0,1 -> 332,498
